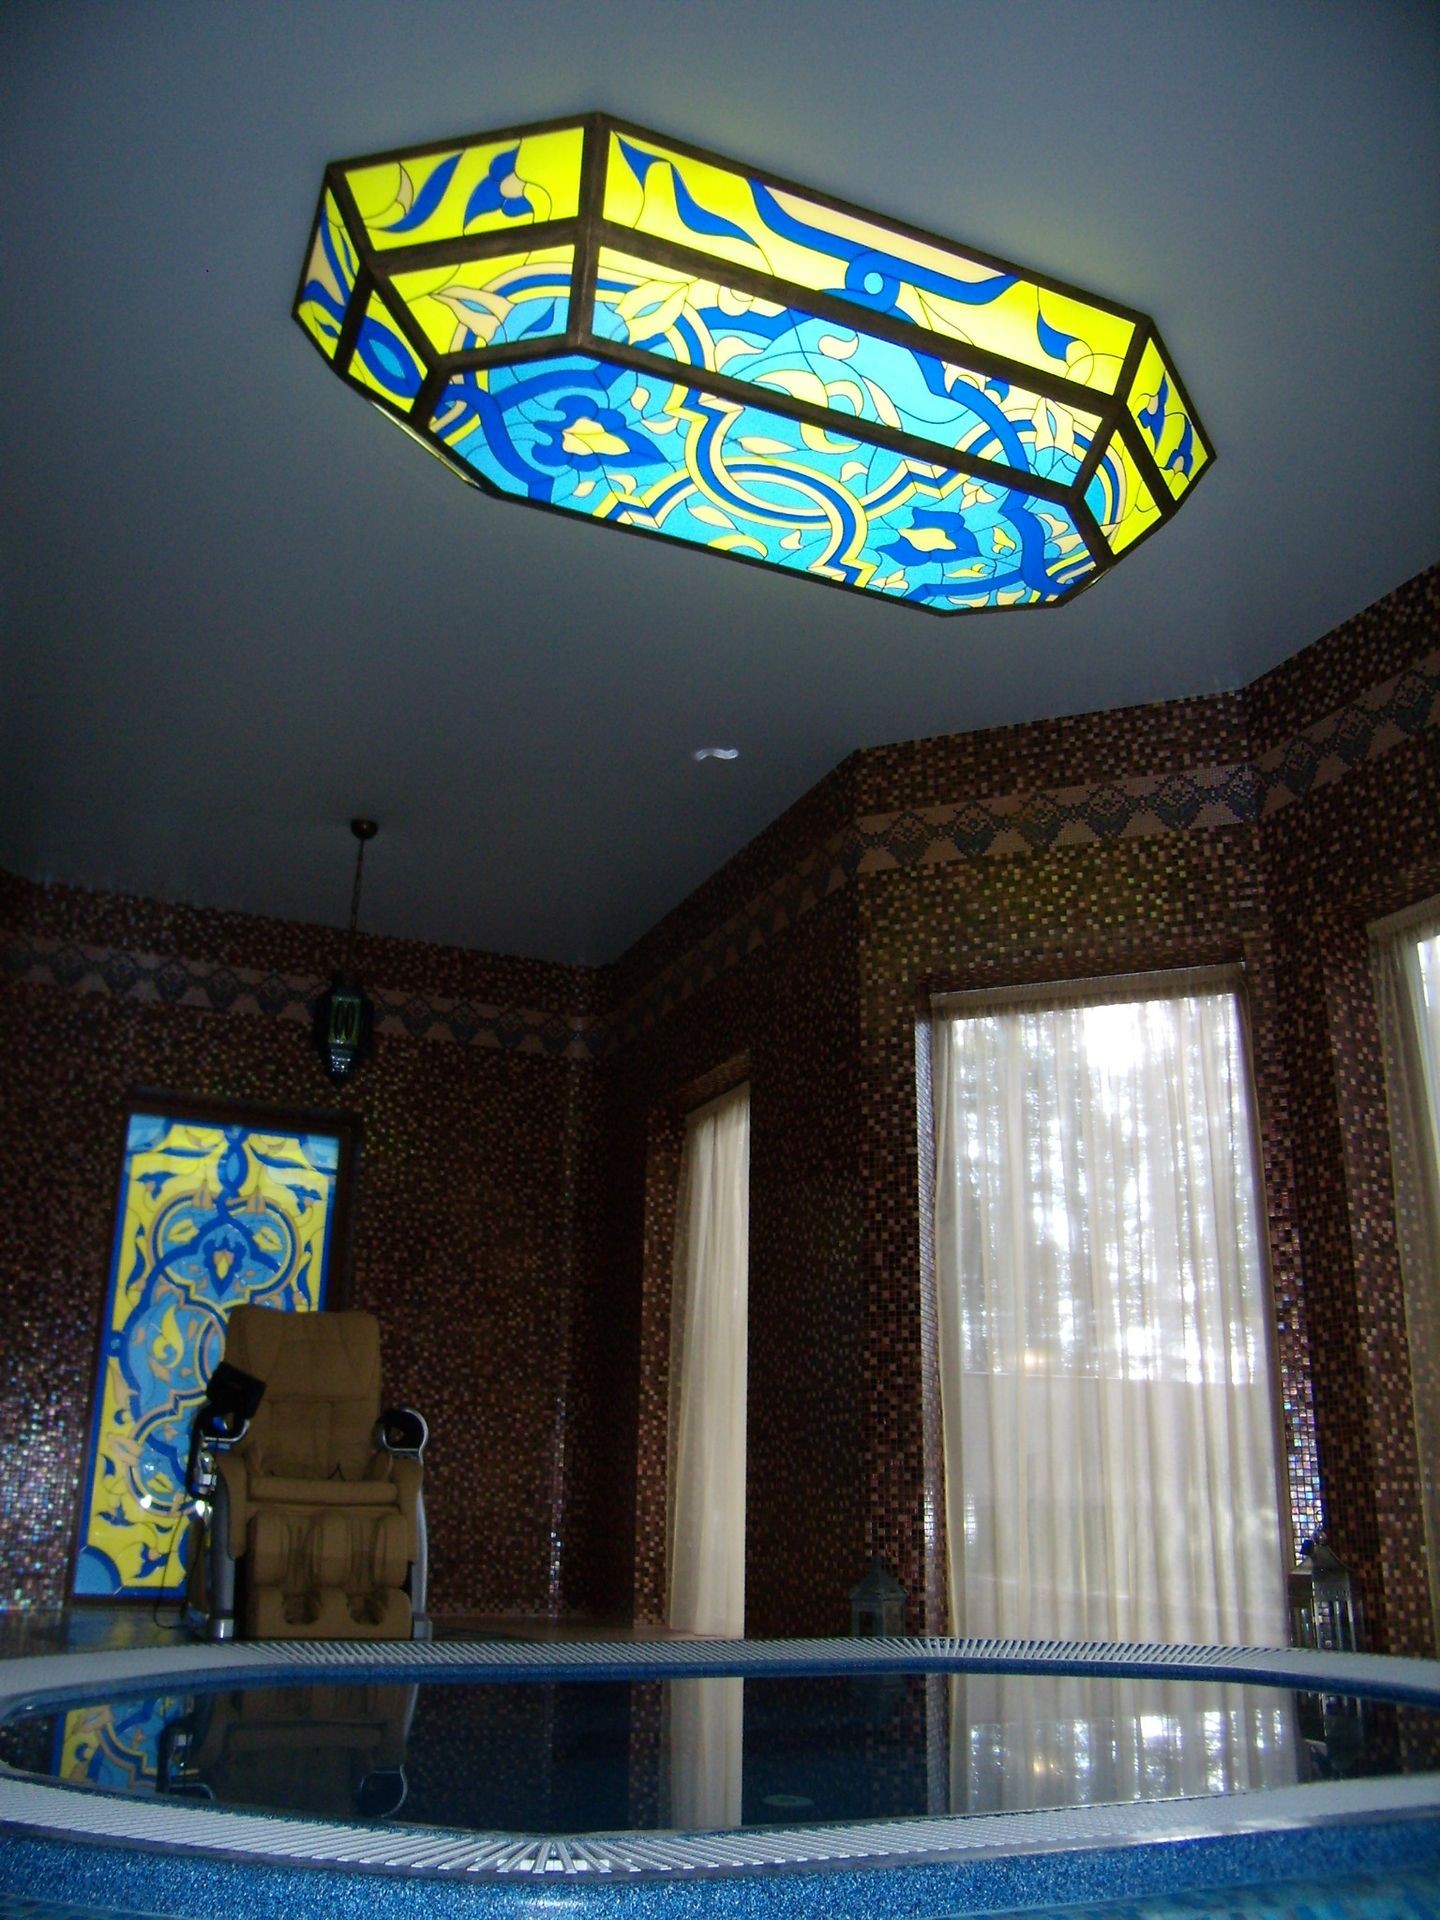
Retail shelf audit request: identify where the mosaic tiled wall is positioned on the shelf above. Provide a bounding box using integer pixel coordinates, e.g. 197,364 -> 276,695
3,564 -> 1437,1646
1250,567 -> 1440,1656
0,879 -> 606,1616
598,562 -> 1439,1650
600,879 -> 869,1638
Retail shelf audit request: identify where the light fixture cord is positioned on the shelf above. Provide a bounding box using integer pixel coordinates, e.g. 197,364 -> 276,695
344,835 -> 367,976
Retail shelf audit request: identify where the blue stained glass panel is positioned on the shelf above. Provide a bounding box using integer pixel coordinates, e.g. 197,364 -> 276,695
591,252 -> 1101,491
431,355 -> 1097,609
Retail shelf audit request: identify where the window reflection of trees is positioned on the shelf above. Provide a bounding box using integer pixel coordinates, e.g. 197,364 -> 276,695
956,994 -> 1264,1387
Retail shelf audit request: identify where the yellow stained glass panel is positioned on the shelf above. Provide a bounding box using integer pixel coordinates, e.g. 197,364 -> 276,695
388,246 -> 573,355
75,1117 -> 339,1598
1128,337 -> 1208,500
346,126 -> 584,251
603,133 -> 1134,395
296,192 -> 356,360
348,292 -> 426,410
1089,424 -> 1161,556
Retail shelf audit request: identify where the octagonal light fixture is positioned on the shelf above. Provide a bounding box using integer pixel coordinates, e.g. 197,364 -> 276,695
296,114 -> 1212,615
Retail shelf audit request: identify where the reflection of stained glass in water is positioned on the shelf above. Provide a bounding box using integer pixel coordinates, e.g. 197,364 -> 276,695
75,1116 -> 340,1599
57,1695 -> 183,1791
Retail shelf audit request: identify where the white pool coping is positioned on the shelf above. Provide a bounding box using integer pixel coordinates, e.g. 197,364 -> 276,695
2,1635 -> 1439,1885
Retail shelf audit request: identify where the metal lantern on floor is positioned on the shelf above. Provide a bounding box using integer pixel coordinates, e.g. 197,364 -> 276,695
850,1559 -> 908,1638
1289,1533 -> 1364,1652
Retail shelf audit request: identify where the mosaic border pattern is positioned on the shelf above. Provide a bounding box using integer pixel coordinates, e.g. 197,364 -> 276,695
0,941 -> 606,1060
2,1637 -> 1439,1888
3,646 -> 1434,1060
606,642 -> 1440,1040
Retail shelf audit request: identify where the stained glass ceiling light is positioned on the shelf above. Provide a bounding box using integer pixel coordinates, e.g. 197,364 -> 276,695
296,114 -> 1212,615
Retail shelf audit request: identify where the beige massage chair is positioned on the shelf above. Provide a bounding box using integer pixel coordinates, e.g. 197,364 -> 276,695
187,1306 -> 429,1640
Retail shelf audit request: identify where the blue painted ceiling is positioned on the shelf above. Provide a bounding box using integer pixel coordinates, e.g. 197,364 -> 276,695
2,0 -> 1436,964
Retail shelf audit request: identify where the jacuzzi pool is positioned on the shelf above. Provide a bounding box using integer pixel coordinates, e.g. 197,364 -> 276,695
1,1636 -> 1438,1916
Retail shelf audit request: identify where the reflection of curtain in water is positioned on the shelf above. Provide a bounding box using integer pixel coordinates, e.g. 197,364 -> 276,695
933,983 -> 1287,1645
948,1674 -> 1296,1814
668,1085 -> 750,1637
666,1677 -> 744,1830
1373,911 -> 1440,1645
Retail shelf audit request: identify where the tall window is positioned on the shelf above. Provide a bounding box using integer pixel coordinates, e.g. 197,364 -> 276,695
667,1082 -> 750,1636
1373,908 -> 1440,1642
931,977 -> 1286,1646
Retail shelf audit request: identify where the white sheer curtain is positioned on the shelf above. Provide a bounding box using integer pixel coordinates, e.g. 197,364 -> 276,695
948,1672 -> 1296,1814
932,982 -> 1287,1647
1373,911 -> 1440,1641
666,1678 -> 745,1830
667,1083 -> 750,1637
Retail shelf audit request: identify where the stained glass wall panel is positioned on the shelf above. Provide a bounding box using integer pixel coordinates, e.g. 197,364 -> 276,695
74,1115 -> 341,1600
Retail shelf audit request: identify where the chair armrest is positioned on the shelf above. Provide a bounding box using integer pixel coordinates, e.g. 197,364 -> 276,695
375,1407 -> 428,1459
186,1358 -> 266,1494
214,1450 -> 252,1562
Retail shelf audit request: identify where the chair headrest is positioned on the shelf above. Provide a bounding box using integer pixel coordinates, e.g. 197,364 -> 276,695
222,1307 -> 381,1404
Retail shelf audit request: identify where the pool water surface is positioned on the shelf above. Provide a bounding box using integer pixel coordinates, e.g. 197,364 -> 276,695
2,1637 -> 1439,1917
5,1670 -> 1439,1835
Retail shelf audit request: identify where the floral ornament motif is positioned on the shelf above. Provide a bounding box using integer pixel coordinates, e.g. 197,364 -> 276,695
75,1119 -> 340,1599
530,397 -> 669,476
881,508 -> 983,574
462,146 -> 539,227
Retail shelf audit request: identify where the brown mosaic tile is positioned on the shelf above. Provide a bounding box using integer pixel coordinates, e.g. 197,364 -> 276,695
2,562 -> 1437,1654
1247,566 -> 1440,754
859,688 -> 1251,815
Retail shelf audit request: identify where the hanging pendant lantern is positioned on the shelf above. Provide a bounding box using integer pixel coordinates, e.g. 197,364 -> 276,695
314,818 -> 377,1086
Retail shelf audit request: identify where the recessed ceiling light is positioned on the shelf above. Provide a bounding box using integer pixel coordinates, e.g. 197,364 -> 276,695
692,746 -> 740,761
